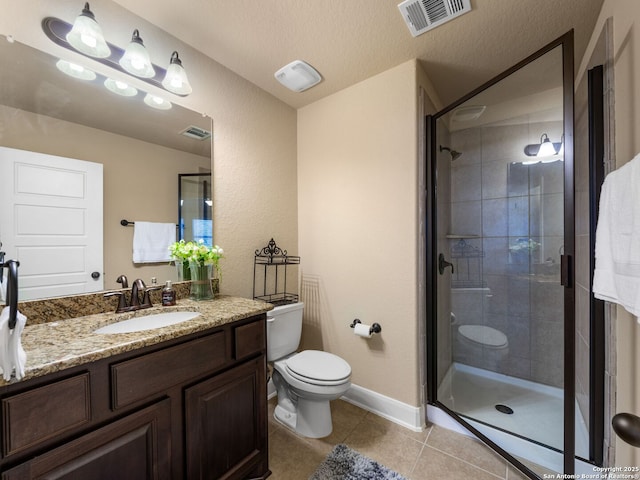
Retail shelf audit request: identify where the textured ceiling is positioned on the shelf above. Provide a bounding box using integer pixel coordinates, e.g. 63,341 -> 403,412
112,0 -> 604,109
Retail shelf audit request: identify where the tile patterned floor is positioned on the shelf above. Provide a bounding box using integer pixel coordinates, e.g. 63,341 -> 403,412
267,398 -> 532,479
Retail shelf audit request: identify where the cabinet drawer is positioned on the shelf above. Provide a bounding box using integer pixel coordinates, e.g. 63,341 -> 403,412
2,373 -> 91,457
234,319 -> 265,360
111,331 -> 226,409
2,399 -> 171,480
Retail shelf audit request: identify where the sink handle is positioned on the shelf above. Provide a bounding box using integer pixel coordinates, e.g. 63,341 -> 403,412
142,286 -> 162,308
104,291 -> 128,313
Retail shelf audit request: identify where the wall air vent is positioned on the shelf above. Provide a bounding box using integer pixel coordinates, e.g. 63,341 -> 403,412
398,0 -> 472,37
180,125 -> 211,141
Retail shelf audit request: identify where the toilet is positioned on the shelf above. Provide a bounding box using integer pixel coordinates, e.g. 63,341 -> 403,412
450,288 -> 509,369
267,302 -> 351,438
455,324 -> 509,369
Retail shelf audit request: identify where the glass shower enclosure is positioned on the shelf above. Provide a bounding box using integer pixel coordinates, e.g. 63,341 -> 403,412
425,32 -> 601,478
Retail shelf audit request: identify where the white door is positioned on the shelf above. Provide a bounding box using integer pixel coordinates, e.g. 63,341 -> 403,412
0,146 -> 103,300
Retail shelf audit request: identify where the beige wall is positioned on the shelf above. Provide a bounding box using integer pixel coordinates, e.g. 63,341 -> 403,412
0,0 -> 299,299
0,104 -> 210,290
579,0 -> 640,467
298,60 -> 427,406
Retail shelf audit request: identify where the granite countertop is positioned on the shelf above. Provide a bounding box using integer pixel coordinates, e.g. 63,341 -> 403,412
2,296 -> 272,387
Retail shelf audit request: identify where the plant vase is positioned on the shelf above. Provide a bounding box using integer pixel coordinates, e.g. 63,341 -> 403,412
176,260 -> 191,281
189,262 -> 214,301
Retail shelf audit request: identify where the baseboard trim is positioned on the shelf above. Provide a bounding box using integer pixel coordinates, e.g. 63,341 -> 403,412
340,384 -> 425,432
268,380 -> 425,433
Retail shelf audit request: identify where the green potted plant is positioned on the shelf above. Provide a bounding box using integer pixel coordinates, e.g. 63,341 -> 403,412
169,240 -> 224,300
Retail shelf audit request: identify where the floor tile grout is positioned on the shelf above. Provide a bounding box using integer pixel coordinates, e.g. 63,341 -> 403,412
268,398 -> 519,479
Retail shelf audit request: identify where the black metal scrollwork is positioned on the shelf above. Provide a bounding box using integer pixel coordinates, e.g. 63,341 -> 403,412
255,238 -> 288,260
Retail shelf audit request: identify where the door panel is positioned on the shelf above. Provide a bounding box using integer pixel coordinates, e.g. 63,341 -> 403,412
427,32 -> 579,479
0,146 -> 103,300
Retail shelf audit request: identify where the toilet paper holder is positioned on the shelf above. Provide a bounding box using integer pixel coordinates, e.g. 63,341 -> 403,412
350,319 -> 382,335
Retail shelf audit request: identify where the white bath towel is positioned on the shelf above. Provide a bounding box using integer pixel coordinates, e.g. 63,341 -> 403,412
132,221 -> 175,264
593,153 -> 640,322
0,306 -> 27,381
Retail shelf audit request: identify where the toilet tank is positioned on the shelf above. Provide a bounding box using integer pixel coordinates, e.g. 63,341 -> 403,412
266,302 -> 304,361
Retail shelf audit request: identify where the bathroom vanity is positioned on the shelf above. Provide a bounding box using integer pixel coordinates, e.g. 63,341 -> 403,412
0,296 -> 271,479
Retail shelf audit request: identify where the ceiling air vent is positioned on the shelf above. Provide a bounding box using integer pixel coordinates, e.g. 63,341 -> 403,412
398,0 -> 472,37
180,125 -> 211,141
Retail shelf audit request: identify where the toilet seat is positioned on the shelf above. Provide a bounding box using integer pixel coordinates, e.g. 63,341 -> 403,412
458,325 -> 508,348
285,350 -> 351,386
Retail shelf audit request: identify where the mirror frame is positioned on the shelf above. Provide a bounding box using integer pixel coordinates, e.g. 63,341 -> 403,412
178,173 -> 213,245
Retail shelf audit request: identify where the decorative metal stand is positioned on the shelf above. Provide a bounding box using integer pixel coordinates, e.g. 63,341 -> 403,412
253,239 -> 300,306
450,238 -> 485,288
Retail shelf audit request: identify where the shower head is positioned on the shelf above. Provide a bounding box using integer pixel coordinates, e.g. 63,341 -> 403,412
439,145 -> 463,161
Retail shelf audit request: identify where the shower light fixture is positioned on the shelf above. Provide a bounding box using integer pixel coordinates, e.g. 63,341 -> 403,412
43,5 -> 192,97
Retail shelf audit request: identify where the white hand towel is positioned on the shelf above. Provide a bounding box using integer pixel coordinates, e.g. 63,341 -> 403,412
593,153 -> 640,322
132,222 -> 176,264
0,307 -> 12,381
0,307 -> 27,380
8,310 -> 27,380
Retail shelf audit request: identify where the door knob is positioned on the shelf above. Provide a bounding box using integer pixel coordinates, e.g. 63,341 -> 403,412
91,271 -> 101,280
438,254 -> 454,275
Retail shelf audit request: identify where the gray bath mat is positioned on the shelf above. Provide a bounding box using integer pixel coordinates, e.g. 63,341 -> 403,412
309,444 -> 408,480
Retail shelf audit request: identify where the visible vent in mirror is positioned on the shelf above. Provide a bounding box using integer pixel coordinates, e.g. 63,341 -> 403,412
397,0 -> 472,37
180,125 -> 211,140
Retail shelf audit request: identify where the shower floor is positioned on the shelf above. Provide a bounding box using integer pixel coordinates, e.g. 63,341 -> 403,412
438,363 -> 588,460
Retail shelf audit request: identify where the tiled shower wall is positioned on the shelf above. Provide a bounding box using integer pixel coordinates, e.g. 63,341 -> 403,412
449,119 -> 565,388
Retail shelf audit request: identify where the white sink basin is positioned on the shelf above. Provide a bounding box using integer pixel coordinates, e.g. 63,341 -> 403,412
94,311 -> 201,334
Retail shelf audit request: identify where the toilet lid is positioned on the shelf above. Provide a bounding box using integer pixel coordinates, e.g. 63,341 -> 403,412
458,325 -> 508,348
285,350 -> 351,385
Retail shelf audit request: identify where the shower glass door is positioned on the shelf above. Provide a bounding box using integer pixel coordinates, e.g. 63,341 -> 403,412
427,33 -> 577,478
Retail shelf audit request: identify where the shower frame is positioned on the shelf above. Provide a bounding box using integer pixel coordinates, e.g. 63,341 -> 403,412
425,30 -> 605,478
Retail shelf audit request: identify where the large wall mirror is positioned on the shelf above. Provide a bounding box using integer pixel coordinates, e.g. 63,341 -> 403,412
0,33 -> 212,300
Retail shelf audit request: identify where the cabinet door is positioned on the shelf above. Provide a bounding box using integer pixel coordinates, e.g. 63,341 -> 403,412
2,400 -> 171,480
185,356 -> 267,480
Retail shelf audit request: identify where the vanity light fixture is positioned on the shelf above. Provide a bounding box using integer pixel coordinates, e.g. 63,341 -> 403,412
43,9 -> 192,97
55,59 -> 96,80
144,93 -> 172,110
162,51 -> 192,95
523,133 -> 563,157
66,2 -> 111,58
274,60 -> 322,92
537,133 -> 556,157
104,77 -> 138,97
119,29 -> 155,78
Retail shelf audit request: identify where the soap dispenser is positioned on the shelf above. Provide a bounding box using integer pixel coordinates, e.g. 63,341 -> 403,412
162,280 -> 176,306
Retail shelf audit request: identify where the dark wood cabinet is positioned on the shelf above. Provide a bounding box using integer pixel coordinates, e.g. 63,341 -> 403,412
2,399 -> 171,480
185,356 -> 267,479
0,315 -> 269,480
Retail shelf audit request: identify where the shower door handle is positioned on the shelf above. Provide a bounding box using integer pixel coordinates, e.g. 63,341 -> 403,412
438,253 -> 454,275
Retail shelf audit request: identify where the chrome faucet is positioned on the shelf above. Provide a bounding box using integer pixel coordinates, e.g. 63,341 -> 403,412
1,259 -> 20,330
